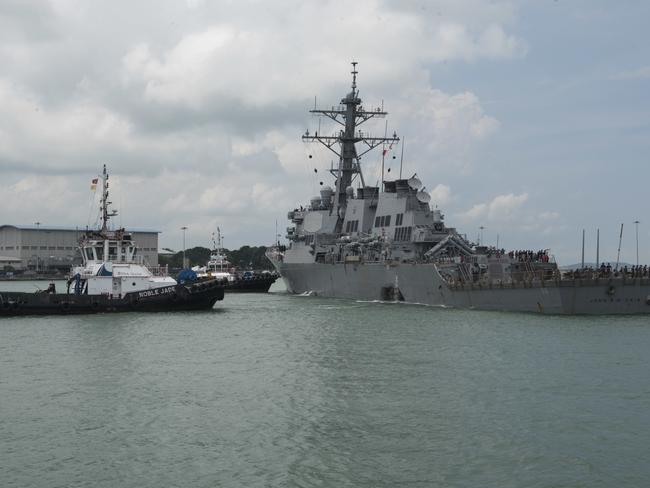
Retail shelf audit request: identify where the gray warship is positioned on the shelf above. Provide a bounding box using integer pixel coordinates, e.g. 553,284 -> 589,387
266,63 -> 650,314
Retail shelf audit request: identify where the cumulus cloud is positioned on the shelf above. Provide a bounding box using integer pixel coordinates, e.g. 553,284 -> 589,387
0,0 -> 524,248
611,66 -> 650,81
458,192 -> 528,223
430,184 -> 452,206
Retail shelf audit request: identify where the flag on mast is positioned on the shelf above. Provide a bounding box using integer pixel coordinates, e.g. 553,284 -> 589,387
90,178 -> 98,191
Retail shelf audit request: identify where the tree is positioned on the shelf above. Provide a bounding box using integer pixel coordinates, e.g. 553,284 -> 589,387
158,245 -> 274,270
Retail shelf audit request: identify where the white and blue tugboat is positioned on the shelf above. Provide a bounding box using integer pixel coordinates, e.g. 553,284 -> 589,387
0,166 -> 224,316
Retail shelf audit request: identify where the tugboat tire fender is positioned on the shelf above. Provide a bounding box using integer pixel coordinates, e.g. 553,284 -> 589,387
60,302 -> 70,312
1,301 -> 10,311
91,301 -> 100,311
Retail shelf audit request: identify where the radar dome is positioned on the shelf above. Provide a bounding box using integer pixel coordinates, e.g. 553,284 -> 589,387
407,176 -> 422,190
416,190 -> 431,203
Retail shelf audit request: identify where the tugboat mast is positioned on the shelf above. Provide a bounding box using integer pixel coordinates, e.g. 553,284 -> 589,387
99,164 -> 118,233
303,62 -> 400,218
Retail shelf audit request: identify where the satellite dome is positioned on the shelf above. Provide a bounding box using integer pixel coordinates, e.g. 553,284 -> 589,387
407,176 -> 422,190
416,190 -> 431,203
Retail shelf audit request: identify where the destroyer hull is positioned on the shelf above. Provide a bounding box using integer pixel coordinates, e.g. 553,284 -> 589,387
276,261 -> 650,315
0,280 -> 224,316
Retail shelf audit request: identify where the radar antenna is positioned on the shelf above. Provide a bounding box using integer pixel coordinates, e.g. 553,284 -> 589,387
302,62 -> 400,219
99,164 -> 118,232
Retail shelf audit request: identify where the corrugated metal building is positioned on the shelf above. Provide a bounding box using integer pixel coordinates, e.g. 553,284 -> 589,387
0,225 -> 159,270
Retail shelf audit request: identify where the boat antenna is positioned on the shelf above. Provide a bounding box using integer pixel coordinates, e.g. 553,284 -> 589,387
381,120 -> 387,190
581,229 -> 585,269
596,228 -> 600,267
615,223 -> 624,271
118,178 -> 123,229
302,61 -> 399,226
99,164 -> 118,232
399,136 -> 405,179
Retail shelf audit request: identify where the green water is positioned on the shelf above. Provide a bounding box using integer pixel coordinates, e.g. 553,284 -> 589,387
1,281 -> 649,487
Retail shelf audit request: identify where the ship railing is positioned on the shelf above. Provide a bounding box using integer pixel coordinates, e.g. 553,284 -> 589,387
148,265 -> 169,277
106,254 -> 145,264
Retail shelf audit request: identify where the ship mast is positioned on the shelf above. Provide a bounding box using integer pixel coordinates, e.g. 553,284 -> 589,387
99,164 -> 118,233
303,62 -> 400,216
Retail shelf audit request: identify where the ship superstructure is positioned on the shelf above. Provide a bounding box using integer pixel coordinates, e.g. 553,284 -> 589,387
69,164 -> 177,296
267,63 -> 650,314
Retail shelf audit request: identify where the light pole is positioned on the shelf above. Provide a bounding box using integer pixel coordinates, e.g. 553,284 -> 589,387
34,222 -> 41,273
634,220 -> 640,267
181,226 -> 188,268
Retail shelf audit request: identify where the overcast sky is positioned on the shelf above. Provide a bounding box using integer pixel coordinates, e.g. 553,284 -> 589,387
0,0 -> 648,264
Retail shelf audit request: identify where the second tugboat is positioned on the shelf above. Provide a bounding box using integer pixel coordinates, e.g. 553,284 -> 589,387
0,166 -> 224,316
195,228 -> 279,293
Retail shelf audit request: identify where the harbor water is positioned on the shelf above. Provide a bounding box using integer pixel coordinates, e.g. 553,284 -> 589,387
1,281 -> 649,487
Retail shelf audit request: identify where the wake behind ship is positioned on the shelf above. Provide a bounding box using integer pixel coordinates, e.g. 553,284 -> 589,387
266,63 -> 650,315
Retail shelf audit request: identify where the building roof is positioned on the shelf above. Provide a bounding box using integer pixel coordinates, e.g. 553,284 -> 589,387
0,255 -> 22,262
0,224 -> 160,233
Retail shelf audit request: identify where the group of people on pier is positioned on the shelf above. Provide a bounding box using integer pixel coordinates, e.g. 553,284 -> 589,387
567,263 -> 650,279
481,248 -> 551,263
599,263 -> 650,278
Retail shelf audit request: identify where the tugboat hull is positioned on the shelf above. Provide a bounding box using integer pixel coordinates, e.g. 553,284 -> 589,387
226,273 -> 278,293
0,280 -> 224,316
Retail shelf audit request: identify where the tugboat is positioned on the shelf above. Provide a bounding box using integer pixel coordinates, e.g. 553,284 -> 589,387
195,228 -> 279,293
0,166 -> 224,316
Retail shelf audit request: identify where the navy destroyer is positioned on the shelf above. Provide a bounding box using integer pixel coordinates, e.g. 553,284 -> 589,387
266,63 -> 650,314
0,166 -> 224,316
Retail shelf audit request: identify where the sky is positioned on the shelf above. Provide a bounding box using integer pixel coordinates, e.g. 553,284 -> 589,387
0,0 -> 648,265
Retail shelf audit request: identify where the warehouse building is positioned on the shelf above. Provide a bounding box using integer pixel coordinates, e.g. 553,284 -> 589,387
0,225 -> 160,271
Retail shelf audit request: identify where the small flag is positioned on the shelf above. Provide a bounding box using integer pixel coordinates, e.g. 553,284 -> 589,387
91,178 -> 98,191
382,149 -> 388,156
